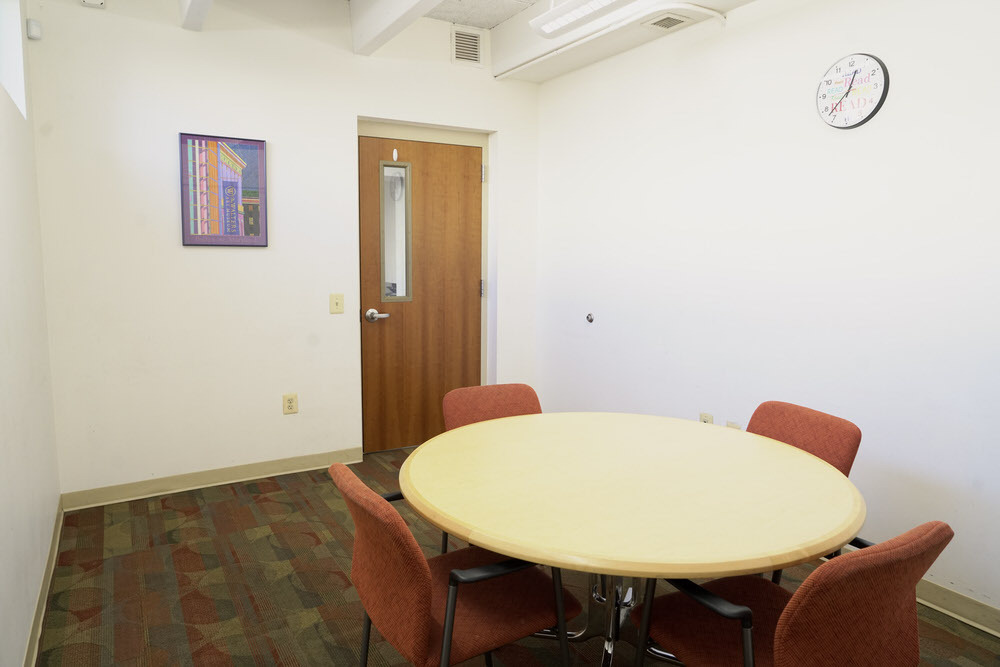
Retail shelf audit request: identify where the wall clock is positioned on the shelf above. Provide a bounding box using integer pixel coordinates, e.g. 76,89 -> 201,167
816,53 -> 889,129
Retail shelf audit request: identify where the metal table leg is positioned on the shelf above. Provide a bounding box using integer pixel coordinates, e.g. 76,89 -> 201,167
533,573 -> 652,665
601,576 -> 623,666
534,573 -> 607,643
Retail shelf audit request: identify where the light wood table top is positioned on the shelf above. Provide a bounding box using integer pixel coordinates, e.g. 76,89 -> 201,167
399,412 -> 866,578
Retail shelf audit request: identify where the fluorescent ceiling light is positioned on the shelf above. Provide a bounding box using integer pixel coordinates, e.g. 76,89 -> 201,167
529,0 -> 636,39
528,0 -> 726,40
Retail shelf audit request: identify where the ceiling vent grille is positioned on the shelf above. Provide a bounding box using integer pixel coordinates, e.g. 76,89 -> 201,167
453,29 -> 482,66
647,13 -> 688,32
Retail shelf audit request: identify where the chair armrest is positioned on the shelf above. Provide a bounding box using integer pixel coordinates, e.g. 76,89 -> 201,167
450,558 -> 536,585
849,536 -> 874,549
380,491 -> 404,502
667,579 -> 753,626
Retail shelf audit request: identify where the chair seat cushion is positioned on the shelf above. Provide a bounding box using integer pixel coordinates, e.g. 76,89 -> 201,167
631,575 -> 792,667
423,546 -> 582,666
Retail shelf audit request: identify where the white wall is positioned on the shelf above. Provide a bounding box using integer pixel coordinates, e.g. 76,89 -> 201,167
536,0 -> 1000,606
26,0 -> 539,493
0,1 -> 60,662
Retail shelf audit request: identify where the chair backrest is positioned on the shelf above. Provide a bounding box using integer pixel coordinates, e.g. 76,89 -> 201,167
442,383 -> 542,431
328,463 -> 433,665
774,521 -> 954,667
746,401 -> 861,476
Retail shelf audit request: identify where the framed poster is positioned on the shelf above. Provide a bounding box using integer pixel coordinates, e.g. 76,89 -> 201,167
179,133 -> 267,246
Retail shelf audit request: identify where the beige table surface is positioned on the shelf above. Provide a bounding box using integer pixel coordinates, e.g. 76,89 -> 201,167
399,412 -> 866,578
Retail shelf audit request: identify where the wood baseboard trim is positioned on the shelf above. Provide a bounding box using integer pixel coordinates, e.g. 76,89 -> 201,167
917,579 -> 1000,639
60,447 -> 363,511
24,499 -> 64,667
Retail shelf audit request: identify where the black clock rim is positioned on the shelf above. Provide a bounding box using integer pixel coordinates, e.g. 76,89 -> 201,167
822,53 -> 889,130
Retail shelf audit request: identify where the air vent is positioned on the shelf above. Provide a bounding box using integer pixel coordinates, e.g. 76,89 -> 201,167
452,29 -> 482,66
647,13 -> 688,32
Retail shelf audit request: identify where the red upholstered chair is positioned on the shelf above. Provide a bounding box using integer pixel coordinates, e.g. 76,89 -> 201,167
438,383 -> 542,553
746,401 -> 862,477
442,383 -> 542,431
747,401 -> 863,584
328,463 -> 581,667
631,521 -> 954,667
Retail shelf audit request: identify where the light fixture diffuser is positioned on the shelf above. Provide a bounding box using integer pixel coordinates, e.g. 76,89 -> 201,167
529,0 -> 636,38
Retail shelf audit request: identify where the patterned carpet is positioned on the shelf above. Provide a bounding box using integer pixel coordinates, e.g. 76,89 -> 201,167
37,449 -> 1000,665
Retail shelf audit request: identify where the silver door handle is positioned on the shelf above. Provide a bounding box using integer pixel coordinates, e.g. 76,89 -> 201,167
364,308 -> 390,323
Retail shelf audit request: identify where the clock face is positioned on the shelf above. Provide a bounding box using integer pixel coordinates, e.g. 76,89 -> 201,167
816,53 -> 889,129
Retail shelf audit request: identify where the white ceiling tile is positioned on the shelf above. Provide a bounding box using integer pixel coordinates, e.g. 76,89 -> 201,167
426,0 -> 538,30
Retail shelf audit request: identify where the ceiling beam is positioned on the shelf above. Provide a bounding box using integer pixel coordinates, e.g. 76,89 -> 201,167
350,0 -> 443,55
179,0 -> 213,31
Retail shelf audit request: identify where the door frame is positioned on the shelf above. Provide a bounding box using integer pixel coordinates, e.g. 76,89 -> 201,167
357,117 -> 492,384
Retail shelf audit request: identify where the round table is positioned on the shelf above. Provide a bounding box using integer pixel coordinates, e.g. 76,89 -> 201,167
398,412 -> 866,664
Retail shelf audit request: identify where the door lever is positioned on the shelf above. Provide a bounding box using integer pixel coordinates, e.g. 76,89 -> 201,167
364,308 -> 390,323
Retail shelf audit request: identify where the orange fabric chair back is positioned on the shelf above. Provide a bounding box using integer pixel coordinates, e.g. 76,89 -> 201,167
328,463 -> 433,666
774,521 -> 953,667
747,401 -> 861,476
442,383 -> 542,431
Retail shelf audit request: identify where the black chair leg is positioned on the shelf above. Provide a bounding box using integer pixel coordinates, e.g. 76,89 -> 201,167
440,582 -> 460,667
771,569 -> 782,585
741,621 -> 754,667
360,611 -> 372,666
552,567 -> 571,666
484,651 -> 494,666
441,531 -> 450,554
633,578 -> 657,667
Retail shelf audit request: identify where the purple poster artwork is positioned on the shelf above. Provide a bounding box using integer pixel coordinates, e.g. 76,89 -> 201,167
179,133 -> 267,246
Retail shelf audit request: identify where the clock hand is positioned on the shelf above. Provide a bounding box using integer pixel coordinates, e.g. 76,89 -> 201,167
830,69 -> 859,116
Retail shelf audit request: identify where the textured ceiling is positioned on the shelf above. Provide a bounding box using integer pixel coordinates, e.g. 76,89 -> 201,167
425,0 -> 539,30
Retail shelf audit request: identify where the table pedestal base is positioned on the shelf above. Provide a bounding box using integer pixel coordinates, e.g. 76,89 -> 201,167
533,574 -> 682,666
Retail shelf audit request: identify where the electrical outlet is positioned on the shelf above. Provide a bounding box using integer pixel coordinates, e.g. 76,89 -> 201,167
699,413 -> 714,424
283,393 -> 298,415
329,293 -> 344,314
726,421 -> 741,429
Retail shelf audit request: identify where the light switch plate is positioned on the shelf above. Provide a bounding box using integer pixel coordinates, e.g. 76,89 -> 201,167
329,293 -> 344,314
26,19 -> 42,40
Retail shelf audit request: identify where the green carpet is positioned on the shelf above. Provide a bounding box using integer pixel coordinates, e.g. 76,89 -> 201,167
36,449 -> 1000,665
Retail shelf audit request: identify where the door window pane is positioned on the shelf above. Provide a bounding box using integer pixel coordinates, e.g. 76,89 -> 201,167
380,162 -> 412,301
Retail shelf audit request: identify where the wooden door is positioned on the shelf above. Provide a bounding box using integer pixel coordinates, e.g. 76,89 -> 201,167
359,136 -> 482,452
